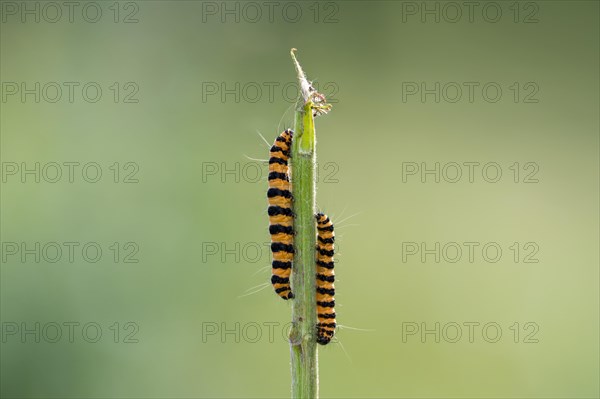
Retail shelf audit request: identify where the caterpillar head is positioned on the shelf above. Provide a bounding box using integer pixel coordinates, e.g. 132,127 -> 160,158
316,326 -> 335,345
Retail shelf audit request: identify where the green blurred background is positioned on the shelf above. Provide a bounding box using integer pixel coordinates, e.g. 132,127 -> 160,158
1,1 -> 598,397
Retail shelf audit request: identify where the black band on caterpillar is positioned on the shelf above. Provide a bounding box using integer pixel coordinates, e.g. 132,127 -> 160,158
271,242 -> 295,254
270,224 -> 294,235
315,212 -> 336,344
268,129 -> 294,300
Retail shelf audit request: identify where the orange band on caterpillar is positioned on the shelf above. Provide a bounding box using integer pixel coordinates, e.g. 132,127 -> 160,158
315,212 -> 335,344
268,129 -> 294,300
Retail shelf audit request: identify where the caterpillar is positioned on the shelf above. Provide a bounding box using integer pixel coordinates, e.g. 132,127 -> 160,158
315,212 -> 336,345
268,129 -> 295,300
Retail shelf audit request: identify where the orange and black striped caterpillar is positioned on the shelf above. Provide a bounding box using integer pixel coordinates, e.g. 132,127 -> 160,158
267,129 -> 295,300
316,213 -> 336,345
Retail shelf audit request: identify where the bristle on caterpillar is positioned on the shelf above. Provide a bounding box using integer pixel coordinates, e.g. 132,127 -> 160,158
315,212 -> 335,344
268,129 -> 294,300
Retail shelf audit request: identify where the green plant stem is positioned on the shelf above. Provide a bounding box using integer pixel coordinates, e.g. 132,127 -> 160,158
289,49 -> 319,399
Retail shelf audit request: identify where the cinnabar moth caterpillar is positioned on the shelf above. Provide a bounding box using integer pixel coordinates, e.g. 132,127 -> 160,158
268,129 -> 295,300
315,212 -> 335,345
